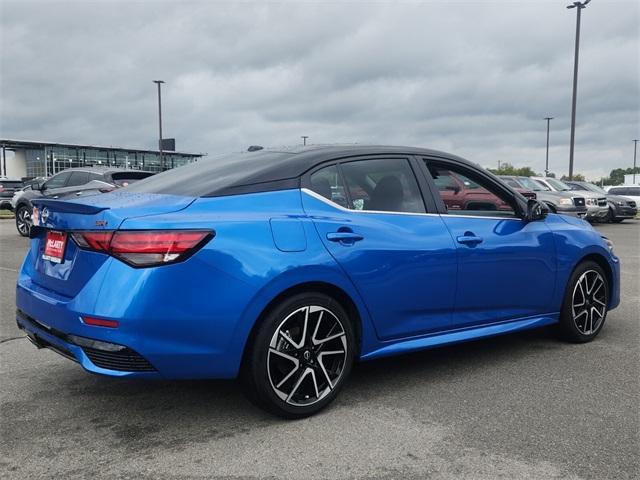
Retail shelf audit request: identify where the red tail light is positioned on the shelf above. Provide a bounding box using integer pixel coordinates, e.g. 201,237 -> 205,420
71,230 -> 213,267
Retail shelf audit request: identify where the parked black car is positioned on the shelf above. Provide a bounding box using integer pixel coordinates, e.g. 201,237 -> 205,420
564,180 -> 637,223
14,167 -> 154,236
0,179 -> 24,211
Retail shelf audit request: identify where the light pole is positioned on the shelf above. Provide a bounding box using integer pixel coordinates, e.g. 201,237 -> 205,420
566,0 -> 590,180
301,136 -> 309,146
544,117 -> 554,176
153,80 -> 165,170
633,139 -> 639,184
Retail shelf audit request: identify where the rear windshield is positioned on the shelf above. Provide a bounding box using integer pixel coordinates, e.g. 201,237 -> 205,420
125,151 -> 294,196
110,171 -> 154,187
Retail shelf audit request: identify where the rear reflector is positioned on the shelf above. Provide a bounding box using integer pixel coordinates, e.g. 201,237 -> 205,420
71,230 -> 212,267
82,316 -> 120,328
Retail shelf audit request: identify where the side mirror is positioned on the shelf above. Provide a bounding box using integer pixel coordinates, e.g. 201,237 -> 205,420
526,199 -> 547,221
37,181 -> 46,191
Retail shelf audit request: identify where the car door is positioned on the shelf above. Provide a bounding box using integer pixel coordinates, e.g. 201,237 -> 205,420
422,158 -> 557,329
301,156 -> 458,340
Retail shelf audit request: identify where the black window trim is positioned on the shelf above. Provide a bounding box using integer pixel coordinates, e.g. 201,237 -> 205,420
418,156 -> 528,220
301,154 -> 438,215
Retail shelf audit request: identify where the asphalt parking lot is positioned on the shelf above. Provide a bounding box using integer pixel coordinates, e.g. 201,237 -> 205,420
0,218 -> 638,479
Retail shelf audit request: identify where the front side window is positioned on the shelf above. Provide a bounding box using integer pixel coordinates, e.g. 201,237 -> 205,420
428,162 -> 516,216
340,158 -> 426,214
43,171 -> 71,189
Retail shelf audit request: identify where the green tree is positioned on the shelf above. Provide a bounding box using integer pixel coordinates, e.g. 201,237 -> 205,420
488,162 -> 540,177
561,173 -> 585,181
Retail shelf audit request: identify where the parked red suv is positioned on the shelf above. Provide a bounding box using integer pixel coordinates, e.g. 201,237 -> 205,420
432,169 -> 534,211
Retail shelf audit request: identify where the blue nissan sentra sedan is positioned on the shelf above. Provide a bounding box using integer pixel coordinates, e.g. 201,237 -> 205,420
16,145 -> 620,418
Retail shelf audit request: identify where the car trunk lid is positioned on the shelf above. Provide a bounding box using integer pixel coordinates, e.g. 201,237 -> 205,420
28,191 -> 195,298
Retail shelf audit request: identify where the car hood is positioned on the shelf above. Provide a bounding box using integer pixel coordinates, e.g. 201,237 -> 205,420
606,194 -> 635,203
567,190 -> 604,199
559,213 -> 594,229
534,190 -> 577,200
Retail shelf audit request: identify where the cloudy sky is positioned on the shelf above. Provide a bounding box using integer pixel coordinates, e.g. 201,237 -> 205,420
1,0 -> 638,179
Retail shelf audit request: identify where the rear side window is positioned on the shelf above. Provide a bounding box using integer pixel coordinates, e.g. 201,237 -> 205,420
309,165 -> 348,208
340,158 -> 425,214
109,171 -> 154,187
66,171 -> 90,187
608,187 -> 627,195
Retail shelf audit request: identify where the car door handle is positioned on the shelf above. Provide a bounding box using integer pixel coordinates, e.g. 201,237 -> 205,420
456,234 -> 483,245
326,231 -> 364,244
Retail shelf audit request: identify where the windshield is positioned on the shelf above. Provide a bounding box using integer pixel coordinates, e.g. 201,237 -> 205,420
581,183 -> 606,194
517,177 -> 547,191
546,178 -> 572,191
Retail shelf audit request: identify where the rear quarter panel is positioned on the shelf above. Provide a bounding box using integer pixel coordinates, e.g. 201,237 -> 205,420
108,189 -> 375,378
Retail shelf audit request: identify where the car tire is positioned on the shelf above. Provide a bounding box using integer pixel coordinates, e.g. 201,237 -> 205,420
559,261 -> 609,343
15,205 -> 32,237
545,203 -> 557,214
241,292 -> 356,419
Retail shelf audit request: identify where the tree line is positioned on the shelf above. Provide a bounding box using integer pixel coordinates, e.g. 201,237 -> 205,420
488,163 -> 639,185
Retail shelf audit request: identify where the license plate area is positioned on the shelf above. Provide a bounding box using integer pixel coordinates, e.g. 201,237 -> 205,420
43,230 -> 68,264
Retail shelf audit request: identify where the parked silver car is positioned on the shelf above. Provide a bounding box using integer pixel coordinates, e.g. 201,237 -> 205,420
531,177 -> 608,222
564,180 -> 637,223
499,176 -> 588,218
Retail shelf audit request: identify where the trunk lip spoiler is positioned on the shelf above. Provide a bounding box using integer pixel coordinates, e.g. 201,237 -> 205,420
31,198 -> 109,215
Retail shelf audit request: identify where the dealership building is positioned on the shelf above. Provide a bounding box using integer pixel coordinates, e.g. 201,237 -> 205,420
0,139 -> 205,179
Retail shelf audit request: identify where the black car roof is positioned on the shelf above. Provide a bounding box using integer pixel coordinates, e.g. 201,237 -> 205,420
51,167 -> 152,175
126,145 -> 479,198
223,144 -> 471,183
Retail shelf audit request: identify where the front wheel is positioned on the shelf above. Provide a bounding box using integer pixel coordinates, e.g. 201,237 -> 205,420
15,205 -> 32,237
559,261 -> 609,343
241,293 -> 356,418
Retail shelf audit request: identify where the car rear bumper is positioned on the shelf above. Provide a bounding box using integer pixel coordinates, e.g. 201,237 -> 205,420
15,252 -> 258,380
16,309 -> 160,377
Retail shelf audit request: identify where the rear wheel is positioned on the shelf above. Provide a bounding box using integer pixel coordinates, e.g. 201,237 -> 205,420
15,205 -> 31,237
559,261 -> 609,343
241,292 -> 355,418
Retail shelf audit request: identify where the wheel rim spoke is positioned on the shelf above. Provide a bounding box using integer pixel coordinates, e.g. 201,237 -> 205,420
572,270 -> 607,335
268,304 -> 348,407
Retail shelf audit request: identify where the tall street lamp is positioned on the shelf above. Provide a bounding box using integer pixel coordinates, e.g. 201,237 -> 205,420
566,0 -> 590,180
633,139 -> 639,184
153,80 -> 165,170
544,117 -> 554,176
301,135 -> 309,146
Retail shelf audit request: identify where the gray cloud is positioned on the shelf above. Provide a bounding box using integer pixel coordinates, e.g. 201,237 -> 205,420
1,0 -> 638,179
